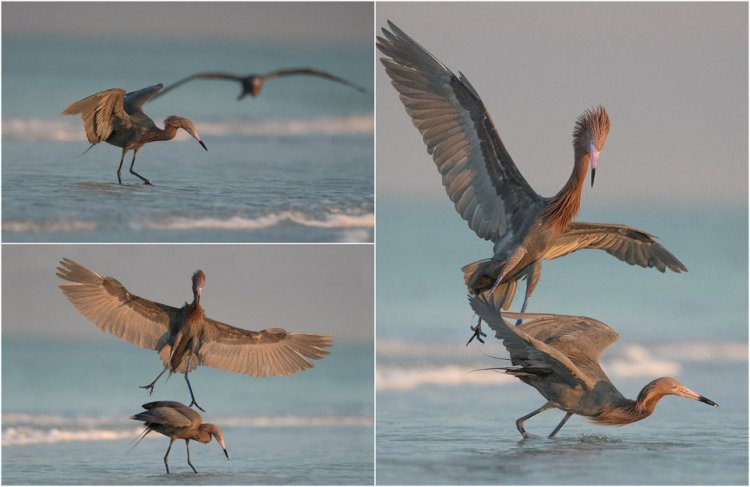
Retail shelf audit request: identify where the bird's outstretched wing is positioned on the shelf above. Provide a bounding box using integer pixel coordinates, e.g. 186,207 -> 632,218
157,72 -> 247,97
542,222 -> 688,273
123,83 -> 165,114
56,258 -> 175,350
260,68 -> 368,93
469,294 -> 599,389
378,21 -> 543,242
198,317 -> 333,377
61,88 -> 130,144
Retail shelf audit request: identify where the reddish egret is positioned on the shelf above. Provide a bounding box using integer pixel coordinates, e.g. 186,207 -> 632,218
131,401 -> 228,474
157,68 -> 368,100
377,22 -> 686,341
57,258 -> 333,412
62,83 -> 208,185
469,293 -> 718,438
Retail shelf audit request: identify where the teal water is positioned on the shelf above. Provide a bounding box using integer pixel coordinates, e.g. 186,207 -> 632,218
2,37 -> 373,242
377,200 -> 748,484
3,338 -> 373,484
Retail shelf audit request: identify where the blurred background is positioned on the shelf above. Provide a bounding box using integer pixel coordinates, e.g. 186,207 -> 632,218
2,2 -> 374,243
3,245 -> 374,484
376,3 -> 747,484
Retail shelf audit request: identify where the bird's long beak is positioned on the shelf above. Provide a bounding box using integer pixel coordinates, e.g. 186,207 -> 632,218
187,128 -> 208,151
589,141 -> 599,187
216,436 -> 229,459
678,386 -> 719,407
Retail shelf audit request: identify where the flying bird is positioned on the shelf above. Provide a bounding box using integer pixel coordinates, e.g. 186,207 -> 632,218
377,22 -> 686,343
57,258 -> 333,411
131,400 -> 228,474
156,68 -> 368,101
62,83 -> 207,185
469,293 -> 718,438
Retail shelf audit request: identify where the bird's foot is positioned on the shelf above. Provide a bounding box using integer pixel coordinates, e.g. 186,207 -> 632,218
143,180 -> 152,186
139,383 -> 155,396
521,432 -> 539,439
466,323 -> 487,346
189,400 -> 206,413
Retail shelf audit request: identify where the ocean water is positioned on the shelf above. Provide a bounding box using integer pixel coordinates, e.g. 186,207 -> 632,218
2,37 -> 373,242
3,338 -> 374,484
376,200 -> 748,484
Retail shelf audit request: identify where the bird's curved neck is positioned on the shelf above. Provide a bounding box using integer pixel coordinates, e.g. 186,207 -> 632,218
142,125 -> 178,144
194,427 -> 212,443
592,384 -> 663,426
539,151 -> 588,234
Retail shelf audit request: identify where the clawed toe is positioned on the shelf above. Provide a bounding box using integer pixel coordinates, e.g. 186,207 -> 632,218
190,401 -> 206,412
466,324 -> 487,346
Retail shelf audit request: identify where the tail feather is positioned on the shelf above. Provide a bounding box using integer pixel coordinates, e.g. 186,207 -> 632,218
127,426 -> 153,451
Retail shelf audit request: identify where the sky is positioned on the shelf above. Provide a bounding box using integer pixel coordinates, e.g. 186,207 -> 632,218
376,2 -> 748,207
2,2 -> 373,45
3,245 -> 373,343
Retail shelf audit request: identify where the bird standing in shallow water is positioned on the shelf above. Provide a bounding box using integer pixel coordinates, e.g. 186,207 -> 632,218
377,22 -> 686,343
131,400 -> 228,474
156,68 -> 368,101
62,83 -> 207,185
469,293 -> 718,438
57,258 -> 333,412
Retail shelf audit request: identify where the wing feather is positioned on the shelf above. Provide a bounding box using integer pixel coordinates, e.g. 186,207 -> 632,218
132,405 -> 194,427
157,72 -> 246,97
123,83 -> 164,114
61,89 -> 130,144
378,22 -> 542,242
56,258 -> 174,350
260,67 -> 367,93
469,293 -> 598,389
197,318 -> 332,377
542,222 -> 687,272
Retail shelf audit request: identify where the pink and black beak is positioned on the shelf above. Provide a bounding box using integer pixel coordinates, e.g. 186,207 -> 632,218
218,436 -> 229,459
589,140 -> 599,187
677,385 -> 719,408
186,127 -> 207,151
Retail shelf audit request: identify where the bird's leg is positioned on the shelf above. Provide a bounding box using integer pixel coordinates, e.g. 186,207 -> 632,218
128,149 -> 152,185
184,354 -> 206,412
516,261 -> 541,326
489,247 -> 527,296
185,439 -> 198,473
548,412 -> 573,439
516,403 -> 553,439
140,366 -> 168,395
163,438 -> 174,475
466,314 -> 487,346
116,149 -> 127,185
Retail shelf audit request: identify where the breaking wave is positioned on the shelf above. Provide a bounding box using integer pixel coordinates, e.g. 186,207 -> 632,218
140,211 -> 374,231
377,341 -> 747,391
3,115 -> 373,141
2,219 -> 97,233
3,414 -> 372,446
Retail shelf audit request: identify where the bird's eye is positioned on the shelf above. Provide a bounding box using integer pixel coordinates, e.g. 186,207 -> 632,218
672,385 -> 677,390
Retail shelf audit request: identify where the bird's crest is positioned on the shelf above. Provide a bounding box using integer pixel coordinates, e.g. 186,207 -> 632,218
573,105 -> 610,151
